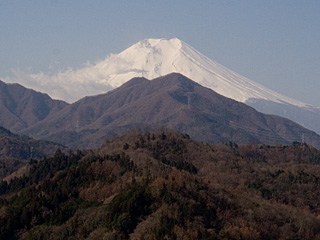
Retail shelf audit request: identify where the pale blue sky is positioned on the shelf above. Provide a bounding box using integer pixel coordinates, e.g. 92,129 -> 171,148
0,0 -> 319,105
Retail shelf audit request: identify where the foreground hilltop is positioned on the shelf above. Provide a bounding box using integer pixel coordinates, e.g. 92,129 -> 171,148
1,129 -> 320,239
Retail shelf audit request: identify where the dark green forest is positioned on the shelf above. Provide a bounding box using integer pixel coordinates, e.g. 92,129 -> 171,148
1,129 -> 320,239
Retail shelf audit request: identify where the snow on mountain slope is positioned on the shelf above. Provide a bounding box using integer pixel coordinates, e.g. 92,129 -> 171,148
4,37 -> 320,135
95,38 -> 309,108
3,38 -> 310,108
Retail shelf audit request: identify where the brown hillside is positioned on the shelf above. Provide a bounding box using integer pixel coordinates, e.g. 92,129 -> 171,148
0,126 -> 66,180
0,80 -> 68,132
22,73 -> 320,149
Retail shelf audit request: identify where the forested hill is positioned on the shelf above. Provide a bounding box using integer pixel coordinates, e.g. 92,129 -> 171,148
0,126 -> 67,180
1,129 -> 320,239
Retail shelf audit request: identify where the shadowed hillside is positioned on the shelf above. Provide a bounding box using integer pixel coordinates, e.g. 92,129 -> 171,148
0,80 -> 68,132
0,126 -> 66,180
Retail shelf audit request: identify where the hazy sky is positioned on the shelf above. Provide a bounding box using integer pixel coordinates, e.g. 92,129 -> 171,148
1,0 -> 319,105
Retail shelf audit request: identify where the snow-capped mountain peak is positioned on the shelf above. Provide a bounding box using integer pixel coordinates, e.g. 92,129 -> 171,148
97,38 -> 184,87
4,37 -> 320,135
3,37 -> 309,109
93,38 -> 307,108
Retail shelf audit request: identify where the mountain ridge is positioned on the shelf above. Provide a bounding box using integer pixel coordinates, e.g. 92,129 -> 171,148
21,73 -> 320,149
96,38 -> 309,107
3,38 -> 320,135
0,79 -> 69,132
2,38 -> 310,107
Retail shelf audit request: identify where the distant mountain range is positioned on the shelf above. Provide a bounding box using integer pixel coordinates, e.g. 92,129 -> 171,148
12,73 -> 320,149
3,38 -> 320,136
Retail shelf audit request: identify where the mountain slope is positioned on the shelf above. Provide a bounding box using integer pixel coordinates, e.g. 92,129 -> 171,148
6,38 -> 319,135
0,126 -> 66,180
94,38 -> 320,134
22,73 -> 320,149
0,80 -> 69,132
96,38 -> 307,107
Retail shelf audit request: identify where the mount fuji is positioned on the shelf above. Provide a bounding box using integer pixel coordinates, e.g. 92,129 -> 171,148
4,38 -> 320,134
95,38 -> 308,107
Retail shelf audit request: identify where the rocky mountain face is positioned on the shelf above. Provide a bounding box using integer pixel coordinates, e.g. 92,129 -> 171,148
21,73 -> 320,149
0,80 -> 68,132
